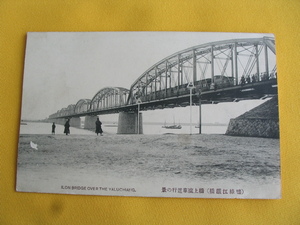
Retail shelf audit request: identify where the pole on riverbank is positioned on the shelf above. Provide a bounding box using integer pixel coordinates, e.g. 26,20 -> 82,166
187,82 -> 195,135
137,97 -> 142,134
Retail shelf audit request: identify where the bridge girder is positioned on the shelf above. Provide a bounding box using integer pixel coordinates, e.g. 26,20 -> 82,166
58,108 -> 68,117
74,99 -> 91,114
65,104 -> 75,116
49,36 -> 277,119
127,37 -> 276,105
90,87 -> 130,112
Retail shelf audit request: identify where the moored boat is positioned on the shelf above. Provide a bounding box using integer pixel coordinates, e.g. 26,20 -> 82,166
162,124 -> 182,129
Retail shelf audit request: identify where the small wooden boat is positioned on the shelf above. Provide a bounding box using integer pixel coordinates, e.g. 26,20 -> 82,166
162,118 -> 182,129
162,124 -> 182,129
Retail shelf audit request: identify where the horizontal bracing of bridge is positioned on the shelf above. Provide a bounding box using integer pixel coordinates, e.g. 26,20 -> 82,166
49,37 -> 277,119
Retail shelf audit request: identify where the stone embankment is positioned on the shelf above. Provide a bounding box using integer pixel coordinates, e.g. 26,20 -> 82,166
226,96 -> 279,138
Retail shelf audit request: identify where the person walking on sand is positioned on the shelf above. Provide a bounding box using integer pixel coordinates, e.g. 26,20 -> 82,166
64,119 -> 70,135
95,118 -> 103,136
52,122 -> 56,134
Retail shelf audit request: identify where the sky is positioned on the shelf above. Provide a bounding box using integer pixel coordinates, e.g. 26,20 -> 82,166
20,31 -> 275,123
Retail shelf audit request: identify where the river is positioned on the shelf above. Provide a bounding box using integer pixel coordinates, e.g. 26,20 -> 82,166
19,122 -> 227,135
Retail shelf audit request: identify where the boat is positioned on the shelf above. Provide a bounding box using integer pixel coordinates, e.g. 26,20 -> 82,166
162,118 -> 182,129
162,124 -> 182,129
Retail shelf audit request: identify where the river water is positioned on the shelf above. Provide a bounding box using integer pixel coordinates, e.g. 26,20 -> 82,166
20,122 -> 227,135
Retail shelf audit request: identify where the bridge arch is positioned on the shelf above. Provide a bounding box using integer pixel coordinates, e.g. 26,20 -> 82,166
66,104 -> 75,116
57,108 -> 68,117
74,99 -> 91,114
127,37 -> 276,105
90,87 -> 130,111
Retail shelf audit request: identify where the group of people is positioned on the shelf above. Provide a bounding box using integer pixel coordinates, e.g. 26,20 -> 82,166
51,117 -> 103,136
240,72 -> 276,86
240,74 -> 257,85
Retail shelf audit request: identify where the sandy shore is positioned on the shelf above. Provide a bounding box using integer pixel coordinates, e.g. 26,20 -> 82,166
16,133 -> 280,199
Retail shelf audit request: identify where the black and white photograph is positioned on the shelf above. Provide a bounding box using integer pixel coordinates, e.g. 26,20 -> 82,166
17,32 -> 280,199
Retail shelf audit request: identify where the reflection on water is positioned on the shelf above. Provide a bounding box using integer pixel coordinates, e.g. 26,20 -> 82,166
20,122 -> 227,135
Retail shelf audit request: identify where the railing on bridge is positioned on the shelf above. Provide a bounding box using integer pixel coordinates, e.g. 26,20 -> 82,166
48,36 -> 277,119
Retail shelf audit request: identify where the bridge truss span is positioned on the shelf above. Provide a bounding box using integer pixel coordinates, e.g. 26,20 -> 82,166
128,37 -> 276,106
74,99 -> 91,114
90,87 -> 130,112
48,36 -> 277,120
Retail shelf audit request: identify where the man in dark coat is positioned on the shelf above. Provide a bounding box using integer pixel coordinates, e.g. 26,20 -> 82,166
52,122 -> 56,134
64,119 -> 70,135
95,118 -> 103,136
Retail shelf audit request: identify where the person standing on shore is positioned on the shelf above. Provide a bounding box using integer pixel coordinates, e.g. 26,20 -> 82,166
64,119 -> 70,135
52,122 -> 56,134
95,118 -> 103,136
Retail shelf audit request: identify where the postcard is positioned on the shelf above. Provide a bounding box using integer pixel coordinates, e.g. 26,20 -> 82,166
17,32 -> 280,199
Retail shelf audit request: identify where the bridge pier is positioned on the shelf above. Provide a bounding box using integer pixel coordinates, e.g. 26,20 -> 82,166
70,117 -> 81,128
117,112 -> 143,134
84,115 -> 97,129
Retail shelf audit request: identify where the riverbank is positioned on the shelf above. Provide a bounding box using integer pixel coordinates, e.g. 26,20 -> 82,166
16,133 -> 280,199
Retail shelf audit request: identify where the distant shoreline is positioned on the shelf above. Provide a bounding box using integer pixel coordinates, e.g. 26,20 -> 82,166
21,120 -> 228,127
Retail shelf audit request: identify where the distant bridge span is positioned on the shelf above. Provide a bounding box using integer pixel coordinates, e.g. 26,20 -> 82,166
48,36 -> 277,133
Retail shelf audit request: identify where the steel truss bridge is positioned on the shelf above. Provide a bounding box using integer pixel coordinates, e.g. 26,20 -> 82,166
49,37 -> 277,119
